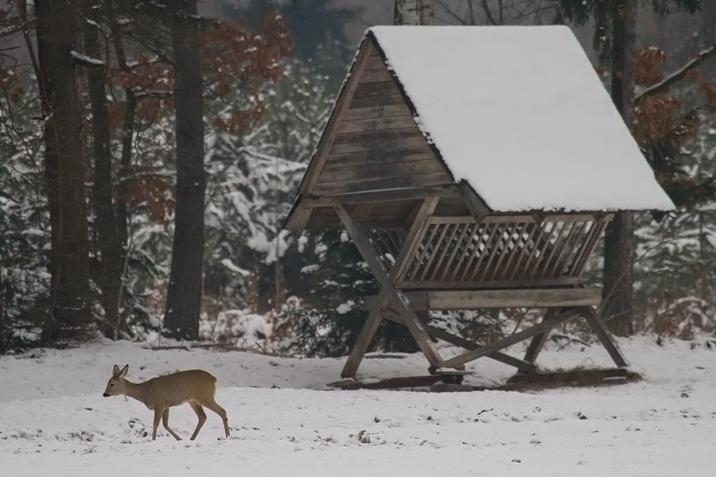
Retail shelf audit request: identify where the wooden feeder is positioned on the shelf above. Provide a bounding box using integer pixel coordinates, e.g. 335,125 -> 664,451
285,26 -> 675,382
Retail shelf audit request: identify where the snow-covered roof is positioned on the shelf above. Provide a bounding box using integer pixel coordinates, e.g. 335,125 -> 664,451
368,26 -> 675,212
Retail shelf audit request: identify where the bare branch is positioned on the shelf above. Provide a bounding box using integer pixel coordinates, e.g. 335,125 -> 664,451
70,49 -> 105,67
0,16 -> 37,38
434,1 -> 470,25
634,43 -> 716,102
481,0 -> 498,25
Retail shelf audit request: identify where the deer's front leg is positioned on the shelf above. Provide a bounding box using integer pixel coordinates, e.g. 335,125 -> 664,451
152,409 -> 162,440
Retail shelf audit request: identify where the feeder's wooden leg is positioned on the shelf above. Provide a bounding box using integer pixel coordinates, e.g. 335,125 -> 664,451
335,203 -> 444,373
520,308 -> 560,373
391,297 -> 443,369
582,306 -> 628,368
341,291 -> 388,379
363,288 -> 443,369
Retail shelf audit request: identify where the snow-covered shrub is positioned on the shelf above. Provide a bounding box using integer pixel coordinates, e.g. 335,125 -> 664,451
201,309 -> 273,350
650,296 -> 716,339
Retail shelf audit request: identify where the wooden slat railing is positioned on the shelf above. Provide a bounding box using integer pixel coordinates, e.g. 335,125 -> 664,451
383,215 -> 608,289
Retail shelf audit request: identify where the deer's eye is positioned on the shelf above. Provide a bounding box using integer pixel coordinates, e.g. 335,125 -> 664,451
110,383 -> 114,387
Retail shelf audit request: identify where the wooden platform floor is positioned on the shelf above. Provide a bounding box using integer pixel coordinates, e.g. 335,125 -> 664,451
329,368 -> 641,392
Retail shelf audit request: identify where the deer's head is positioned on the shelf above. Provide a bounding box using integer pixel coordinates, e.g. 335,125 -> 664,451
103,364 -> 129,397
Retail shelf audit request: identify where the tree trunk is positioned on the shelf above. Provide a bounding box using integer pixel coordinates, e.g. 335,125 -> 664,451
83,0 -> 124,338
701,0 -> 716,78
394,0 -> 433,25
163,1 -> 205,340
35,0 -> 91,343
702,0 -> 716,46
107,0 -> 135,261
0,266 -> 4,344
602,0 -> 636,336
116,91 -> 135,257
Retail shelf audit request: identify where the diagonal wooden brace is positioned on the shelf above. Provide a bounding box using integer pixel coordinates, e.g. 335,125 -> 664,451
520,308 -> 561,373
582,306 -> 628,368
440,308 -> 582,369
335,201 -> 444,377
422,324 -> 535,372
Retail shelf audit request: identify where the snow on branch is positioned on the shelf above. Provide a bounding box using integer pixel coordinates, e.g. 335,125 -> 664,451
84,18 -> 102,31
634,43 -> 716,103
70,50 -> 104,68
132,89 -> 172,99
0,16 -> 37,38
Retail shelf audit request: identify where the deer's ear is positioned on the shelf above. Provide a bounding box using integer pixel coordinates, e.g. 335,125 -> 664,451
112,364 -> 120,376
120,364 -> 129,377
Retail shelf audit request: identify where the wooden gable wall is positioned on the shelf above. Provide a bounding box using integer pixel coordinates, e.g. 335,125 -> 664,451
308,39 -> 453,196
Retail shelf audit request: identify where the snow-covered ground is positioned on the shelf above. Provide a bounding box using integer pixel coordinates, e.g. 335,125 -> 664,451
1,337 -> 715,476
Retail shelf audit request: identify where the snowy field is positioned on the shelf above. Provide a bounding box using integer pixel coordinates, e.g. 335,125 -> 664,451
1,337 -> 715,476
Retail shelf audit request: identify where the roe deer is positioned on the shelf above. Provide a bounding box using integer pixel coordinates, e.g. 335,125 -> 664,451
103,364 -> 230,441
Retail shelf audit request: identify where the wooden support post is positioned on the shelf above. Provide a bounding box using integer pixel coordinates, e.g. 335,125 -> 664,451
392,196 -> 439,283
582,306 -> 629,368
335,203 -> 444,376
520,308 -> 560,372
340,290 -> 389,378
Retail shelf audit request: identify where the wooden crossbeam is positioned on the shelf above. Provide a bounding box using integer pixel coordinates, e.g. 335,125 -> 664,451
392,288 -> 601,310
399,277 -> 584,289
422,324 -> 535,371
440,308 -> 582,369
307,185 -> 455,206
427,214 -> 600,225
375,306 -> 534,372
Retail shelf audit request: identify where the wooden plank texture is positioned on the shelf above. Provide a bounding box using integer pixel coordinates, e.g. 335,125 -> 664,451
394,288 -> 601,310
399,277 -> 584,289
344,104 -> 412,120
337,115 -> 418,134
300,40 -> 375,195
329,134 -> 429,155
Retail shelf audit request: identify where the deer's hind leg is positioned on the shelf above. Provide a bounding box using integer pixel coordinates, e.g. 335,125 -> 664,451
162,409 -> 182,441
189,401 -> 207,440
201,397 -> 230,438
